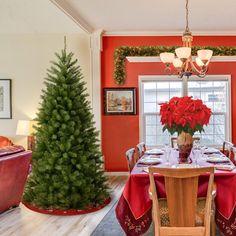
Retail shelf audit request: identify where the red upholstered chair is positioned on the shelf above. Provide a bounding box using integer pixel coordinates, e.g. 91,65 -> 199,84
0,136 -> 13,148
0,145 -> 31,213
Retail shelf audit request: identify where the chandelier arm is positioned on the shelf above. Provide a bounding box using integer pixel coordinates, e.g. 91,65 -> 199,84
189,60 -> 208,78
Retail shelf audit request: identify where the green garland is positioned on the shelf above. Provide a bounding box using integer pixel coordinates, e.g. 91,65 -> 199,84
114,45 -> 236,85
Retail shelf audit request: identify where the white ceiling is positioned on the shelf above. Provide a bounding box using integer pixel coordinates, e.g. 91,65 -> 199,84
1,0 -> 236,35
0,0 -> 84,33
53,0 -> 236,35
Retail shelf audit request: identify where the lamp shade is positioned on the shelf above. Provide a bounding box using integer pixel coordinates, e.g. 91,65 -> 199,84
16,120 -> 30,136
197,49 -> 213,61
173,58 -> 183,68
160,52 -> 175,63
195,57 -> 204,67
16,120 -> 37,136
175,47 -> 191,59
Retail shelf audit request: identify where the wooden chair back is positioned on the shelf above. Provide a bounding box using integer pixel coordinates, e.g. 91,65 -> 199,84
231,147 -> 236,165
222,141 -> 234,157
148,167 -> 214,236
136,142 -> 146,160
125,148 -> 136,173
171,137 -> 200,149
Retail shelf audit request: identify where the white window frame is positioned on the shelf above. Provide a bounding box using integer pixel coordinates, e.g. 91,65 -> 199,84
139,75 -> 231,148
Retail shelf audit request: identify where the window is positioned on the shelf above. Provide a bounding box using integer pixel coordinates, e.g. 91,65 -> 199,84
140,75 -> 231,147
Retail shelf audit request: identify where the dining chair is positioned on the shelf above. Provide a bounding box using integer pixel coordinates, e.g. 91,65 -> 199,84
148,166 -> 214,236
171,137 -> 200,149
230,147 -> 236,165
221,141 -> 234,157
125,148 -> 136,173
136,142 -> 146,161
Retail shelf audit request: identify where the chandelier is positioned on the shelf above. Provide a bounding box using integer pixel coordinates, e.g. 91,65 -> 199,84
160,0 -> 213,78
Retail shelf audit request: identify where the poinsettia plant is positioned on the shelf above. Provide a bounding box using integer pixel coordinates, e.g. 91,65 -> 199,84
160,96 -> 212,136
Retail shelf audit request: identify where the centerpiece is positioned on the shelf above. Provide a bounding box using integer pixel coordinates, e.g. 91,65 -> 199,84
160,96 -> 211,163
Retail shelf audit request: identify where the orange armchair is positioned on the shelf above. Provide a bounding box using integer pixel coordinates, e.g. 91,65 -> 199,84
0,136 -> 13,148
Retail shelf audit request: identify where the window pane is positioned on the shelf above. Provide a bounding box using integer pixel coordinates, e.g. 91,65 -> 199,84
144,103 -> 157,113
156,135 -> 169,146
214,115 -> 224,124
146,136 -> 157,146
204,125 -> 213,134
215,125 -> 225,135
156,125 -> 163,134
214,135 -> 224,145
188,81 -> 201,99
146,125 -> 157,135
144,82 -> 156,90
146,115 -> 157,125
144,89 -> 156,102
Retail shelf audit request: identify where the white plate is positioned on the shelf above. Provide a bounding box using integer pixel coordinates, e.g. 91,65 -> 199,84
138,159 -> 162,165
145,149 -> 164,155
203,147 -> 220,154
206,154 -> 229,163
143,155 -> 161,160
215,164 -> 235,171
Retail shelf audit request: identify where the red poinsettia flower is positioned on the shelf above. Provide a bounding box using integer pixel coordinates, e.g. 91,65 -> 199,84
160,96 -> 212,135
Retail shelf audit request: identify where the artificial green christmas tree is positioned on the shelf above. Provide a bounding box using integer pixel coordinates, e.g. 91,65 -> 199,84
23,42 -> 109,212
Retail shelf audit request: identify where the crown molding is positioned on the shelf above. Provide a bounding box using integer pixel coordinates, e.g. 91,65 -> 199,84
104,31 -> 236,36
127,56 -> 236,63
50,0 -> 93,34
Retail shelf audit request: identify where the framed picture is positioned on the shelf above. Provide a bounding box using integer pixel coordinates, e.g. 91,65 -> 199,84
104,88 -> 136,115
0,79 -> 12,119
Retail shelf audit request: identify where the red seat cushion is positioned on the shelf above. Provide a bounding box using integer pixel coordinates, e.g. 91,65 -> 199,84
0,136 -> 13,148
0,145 -> 25,157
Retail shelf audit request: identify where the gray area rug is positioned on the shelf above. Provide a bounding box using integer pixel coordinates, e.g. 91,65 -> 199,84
91,202 -> 223,236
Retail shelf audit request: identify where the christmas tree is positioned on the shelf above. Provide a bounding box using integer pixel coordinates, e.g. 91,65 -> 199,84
23,41 -> 109,211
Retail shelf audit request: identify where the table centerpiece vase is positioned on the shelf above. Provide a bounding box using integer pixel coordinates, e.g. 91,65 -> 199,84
177,131 -> 193,164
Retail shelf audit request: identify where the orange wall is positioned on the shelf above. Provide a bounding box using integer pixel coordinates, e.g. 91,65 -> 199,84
101,36 -> 236,171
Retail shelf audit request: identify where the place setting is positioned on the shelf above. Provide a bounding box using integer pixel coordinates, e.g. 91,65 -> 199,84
144,148 -> 164,155
203,153 -> 236,171
137,155 -> 162,166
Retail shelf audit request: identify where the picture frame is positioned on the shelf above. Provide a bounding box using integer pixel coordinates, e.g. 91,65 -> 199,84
0,79 -> 12,119
104,87 -> 136,115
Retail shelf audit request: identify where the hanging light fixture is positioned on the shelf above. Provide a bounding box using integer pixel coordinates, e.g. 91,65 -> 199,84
160,0 -> 213,78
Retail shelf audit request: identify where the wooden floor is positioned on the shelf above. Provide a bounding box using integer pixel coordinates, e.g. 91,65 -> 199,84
0,176 -> 128,236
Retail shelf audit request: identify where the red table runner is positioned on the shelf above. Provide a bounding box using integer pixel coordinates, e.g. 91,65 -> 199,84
116,151 -> 236,236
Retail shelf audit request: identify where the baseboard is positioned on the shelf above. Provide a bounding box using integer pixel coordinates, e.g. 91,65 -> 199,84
105,172 -> 129,176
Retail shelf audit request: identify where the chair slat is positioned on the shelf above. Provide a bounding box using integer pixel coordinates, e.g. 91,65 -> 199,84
149,166 -> 214,236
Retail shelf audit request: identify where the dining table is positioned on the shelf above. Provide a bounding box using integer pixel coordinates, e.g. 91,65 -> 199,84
115,147 -> 236,236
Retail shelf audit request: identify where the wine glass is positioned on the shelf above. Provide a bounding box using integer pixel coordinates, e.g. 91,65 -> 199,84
194,139 -> 200,150
164,143 -> 171,166
192,149 -> 200,167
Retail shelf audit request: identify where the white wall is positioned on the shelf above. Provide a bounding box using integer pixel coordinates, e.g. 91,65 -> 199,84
0,33 -> 91,148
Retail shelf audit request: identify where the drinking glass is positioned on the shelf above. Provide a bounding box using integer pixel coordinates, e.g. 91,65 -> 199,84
164,144 -> 171,166
192,149 -> 200,167
194,139 -> 200,150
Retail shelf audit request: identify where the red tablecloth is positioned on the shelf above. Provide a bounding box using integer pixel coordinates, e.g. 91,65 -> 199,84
116,150 -> 236,236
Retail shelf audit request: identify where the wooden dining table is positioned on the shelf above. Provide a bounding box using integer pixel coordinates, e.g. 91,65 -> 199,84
115,148 -> 236,236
